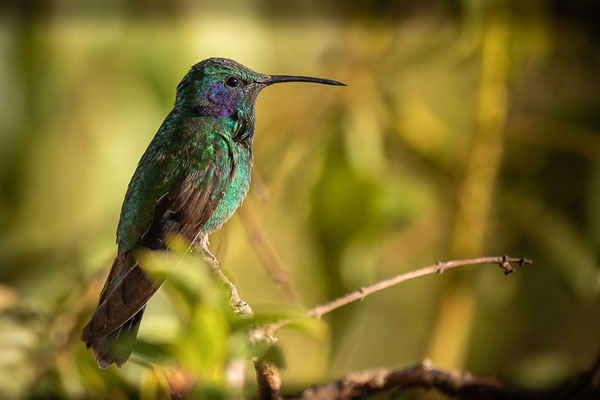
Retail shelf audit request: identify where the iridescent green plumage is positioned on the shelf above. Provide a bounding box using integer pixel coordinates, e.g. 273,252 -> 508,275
81,58 -> 344,368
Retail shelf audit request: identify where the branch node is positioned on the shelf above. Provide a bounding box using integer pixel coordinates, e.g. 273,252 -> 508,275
520,257 -> 533,266
248,326 -> 278,346
307,309 -> 322,319
499,255 -> 515,275
435,261 -> 445,274
421,357 -> 434,371
359,286 -> 367,301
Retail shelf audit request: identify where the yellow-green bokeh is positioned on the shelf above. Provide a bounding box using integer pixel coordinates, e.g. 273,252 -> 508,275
1,1 -> 599,398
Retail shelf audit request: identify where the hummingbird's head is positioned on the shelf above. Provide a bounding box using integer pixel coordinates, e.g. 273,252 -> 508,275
175,58 -> 345,118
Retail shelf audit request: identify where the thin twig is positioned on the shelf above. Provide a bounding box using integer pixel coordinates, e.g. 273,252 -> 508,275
239,203 -> 298,304
250,256 -> 530,350
307,256 -> 531,319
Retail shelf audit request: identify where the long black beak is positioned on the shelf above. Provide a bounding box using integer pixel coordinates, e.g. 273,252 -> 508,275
259,75 -> 346,86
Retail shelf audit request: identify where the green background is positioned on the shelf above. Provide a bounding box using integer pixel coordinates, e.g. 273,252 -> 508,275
1,0 -> 599,398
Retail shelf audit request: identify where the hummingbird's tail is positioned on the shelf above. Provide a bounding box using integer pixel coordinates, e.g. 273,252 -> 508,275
82,253 -> 163,368
88,307 -> 146,368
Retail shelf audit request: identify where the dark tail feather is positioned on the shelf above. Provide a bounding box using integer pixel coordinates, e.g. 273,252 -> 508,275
82,253 -> 162,369
88,307 -> 146,368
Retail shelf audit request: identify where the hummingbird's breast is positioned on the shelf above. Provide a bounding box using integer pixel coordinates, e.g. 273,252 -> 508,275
202,141 -> 252,234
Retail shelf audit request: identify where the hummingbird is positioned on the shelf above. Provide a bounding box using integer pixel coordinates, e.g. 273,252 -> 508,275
81,58 -> 344,368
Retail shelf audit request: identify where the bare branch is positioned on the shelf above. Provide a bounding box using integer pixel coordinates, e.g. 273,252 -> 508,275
287,355 -> 600,400
255,359 -> 283,400
551,351 -> 600,399
287,359 -> 535,400
307,256 -> 531,319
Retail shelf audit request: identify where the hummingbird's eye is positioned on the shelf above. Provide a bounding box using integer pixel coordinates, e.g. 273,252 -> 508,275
225,76 -> 241,88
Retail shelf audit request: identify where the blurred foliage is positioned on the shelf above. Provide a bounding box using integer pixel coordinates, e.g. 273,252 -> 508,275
1,0 -> 600,399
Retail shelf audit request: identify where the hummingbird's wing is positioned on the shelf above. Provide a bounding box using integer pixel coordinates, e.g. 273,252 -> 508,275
82,161 -> 229,342
82,162 -> 230,368
82,115 -> 233,367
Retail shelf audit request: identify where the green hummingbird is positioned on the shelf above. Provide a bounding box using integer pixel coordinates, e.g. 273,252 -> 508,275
81,58 -> 344,368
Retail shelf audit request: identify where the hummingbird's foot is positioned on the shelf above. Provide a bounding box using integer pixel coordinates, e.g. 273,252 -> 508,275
192,233 -> 209,252
191,234 -> 218,268
202,247 -> 220,272
194,236 -> 220,272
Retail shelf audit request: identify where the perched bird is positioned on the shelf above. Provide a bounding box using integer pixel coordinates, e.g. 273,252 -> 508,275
81,58 -> 344,368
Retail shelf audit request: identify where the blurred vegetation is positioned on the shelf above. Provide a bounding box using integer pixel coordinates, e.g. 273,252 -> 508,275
1,0 -> 599,398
